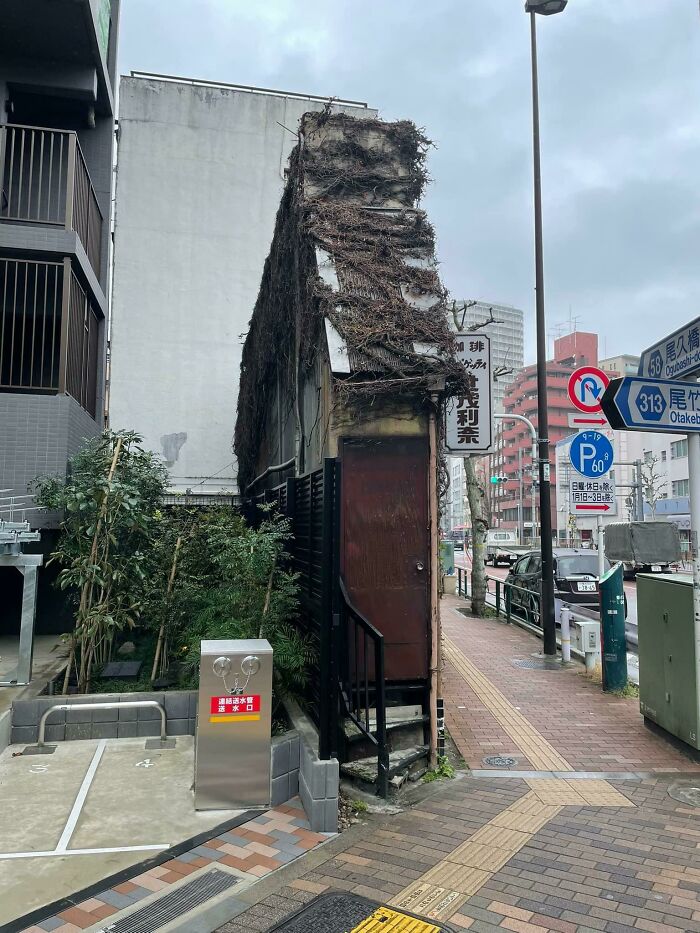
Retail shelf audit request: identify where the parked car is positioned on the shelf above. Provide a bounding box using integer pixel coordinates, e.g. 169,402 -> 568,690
505,548 -> 613,623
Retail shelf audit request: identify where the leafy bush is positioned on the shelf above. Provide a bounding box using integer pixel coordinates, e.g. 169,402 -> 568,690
33,432 -> 311,703
32,430 -> 168,692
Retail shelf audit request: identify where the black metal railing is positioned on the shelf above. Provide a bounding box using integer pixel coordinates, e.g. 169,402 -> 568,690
339,578 -> 389,798
245,461 -> 341,762
456,568 -> 541,627
0,124 -> 103,277
245,457 -> 390,796
0,256 -> 99,416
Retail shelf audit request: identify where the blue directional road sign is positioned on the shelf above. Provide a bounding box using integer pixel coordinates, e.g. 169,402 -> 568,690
569,431 -> 614,478
639,318 -> 700,380
602,377 -> 700,434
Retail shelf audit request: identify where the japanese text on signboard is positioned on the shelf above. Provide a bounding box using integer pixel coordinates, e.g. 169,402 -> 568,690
570,479 -> 614,505
445,333 -> 492,455
210,695 -> 261,715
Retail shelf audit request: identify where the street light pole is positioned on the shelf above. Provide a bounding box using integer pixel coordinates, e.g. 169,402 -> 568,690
526,0 -> 566,655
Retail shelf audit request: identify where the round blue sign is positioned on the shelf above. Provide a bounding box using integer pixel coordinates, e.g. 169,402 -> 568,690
569,431 -> 613,478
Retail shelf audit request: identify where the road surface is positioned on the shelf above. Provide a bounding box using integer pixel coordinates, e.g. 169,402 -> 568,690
455,550 -> 639,629
454,549 -> 643,681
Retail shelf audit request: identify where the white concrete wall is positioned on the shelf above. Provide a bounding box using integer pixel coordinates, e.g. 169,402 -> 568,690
110,77 -> 375,492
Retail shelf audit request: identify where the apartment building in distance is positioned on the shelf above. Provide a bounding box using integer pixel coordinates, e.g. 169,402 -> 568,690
109,74 -> 376,496
490,331 -> 597,540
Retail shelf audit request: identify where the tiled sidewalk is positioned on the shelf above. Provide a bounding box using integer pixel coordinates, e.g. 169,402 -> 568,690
217,774 -> 700,933
214,600 -> 700,932
20,800 -> 327,932
441,596 -> 700,773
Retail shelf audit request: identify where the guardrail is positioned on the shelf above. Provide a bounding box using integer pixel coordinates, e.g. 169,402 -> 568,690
456,568 -> 540,627
455,569 -> 603,670
37,701 -> 167,748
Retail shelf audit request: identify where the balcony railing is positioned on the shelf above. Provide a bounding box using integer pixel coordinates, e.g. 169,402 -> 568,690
0,124 -> 103,277
0,257 -> 100,417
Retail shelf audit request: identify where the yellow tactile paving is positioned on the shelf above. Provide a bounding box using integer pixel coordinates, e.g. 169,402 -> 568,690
568,779 -> 635,807
351,906 -> 441,931
444,637 -> 573,771
393,882 -> 469,918
389,639 -> 638,924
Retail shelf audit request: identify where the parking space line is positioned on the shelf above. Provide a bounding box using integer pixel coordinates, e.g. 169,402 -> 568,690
56,738 -> 108,853
0,844 -> 169,860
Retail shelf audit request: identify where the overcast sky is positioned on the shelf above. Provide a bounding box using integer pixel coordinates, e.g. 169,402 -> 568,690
118,0 -> 700,365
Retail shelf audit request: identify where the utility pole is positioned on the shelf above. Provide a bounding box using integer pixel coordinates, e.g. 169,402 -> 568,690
518,447 -> 524,544
526,0 -> 567,655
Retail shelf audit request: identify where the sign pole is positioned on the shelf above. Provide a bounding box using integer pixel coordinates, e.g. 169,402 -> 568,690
635,459 -> 644,521
597,515 -> 605,579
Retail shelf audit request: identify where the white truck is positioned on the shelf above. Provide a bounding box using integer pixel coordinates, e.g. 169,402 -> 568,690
484,530 -> 529,567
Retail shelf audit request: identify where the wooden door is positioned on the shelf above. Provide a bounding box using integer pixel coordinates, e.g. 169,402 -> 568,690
340,436 -> 430,681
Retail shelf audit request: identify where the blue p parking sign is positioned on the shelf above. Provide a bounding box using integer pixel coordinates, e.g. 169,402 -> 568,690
569,431 -> 613,478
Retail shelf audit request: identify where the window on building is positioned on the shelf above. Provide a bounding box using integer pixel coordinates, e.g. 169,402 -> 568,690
661,450 -> 667,462
672,479 -> 690,498
671,439 -> 688,460
644,451 -> 653,464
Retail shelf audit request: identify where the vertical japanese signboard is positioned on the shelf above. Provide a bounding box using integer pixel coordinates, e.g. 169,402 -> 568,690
445,333 -> 492,455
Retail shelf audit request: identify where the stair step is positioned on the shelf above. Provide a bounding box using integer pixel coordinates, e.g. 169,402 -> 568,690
343,713 -> 429,742
340,745 -> 429,784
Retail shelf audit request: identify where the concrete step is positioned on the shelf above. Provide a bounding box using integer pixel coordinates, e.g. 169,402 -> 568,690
340,745 -> 429,790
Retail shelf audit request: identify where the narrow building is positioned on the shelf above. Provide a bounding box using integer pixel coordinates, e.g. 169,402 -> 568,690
236,110 -> 466,786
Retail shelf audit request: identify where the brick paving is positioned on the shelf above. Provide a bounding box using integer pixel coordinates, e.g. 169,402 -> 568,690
19,800 -> 327,932
441,597 -> 700,773
214,600 -> 700,932
216,775 -> 700,933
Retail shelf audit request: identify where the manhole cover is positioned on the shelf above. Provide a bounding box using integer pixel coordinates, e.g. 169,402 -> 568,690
511,656 -> 563,671
668,782 -> 700,808
483,756 -> 517,768
268,892 -> 456,931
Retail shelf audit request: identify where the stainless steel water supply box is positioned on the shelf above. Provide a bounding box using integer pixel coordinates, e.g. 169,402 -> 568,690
195,639 -> 273,810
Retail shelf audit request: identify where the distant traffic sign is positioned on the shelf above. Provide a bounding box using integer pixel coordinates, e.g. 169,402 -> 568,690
602,377 -> 700,434
567,366 -> 610,414
569,431 -> 613,478
639,318 -> 700,380
569,475 -> 617,515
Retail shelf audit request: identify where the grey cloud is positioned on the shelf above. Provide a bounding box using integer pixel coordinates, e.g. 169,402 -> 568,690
118,0 -> 700,362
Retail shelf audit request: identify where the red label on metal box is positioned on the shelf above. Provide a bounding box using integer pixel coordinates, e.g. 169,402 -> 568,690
210,695 -> 261,715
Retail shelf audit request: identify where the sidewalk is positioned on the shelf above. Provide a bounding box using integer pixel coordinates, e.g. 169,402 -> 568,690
441,594 -> 698,774
215,598 -> 700,933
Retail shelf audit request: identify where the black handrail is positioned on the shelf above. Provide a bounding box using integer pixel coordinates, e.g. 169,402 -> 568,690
339,578 -> 389,798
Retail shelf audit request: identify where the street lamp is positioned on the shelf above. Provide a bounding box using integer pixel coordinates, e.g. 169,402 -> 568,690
525,0 -> 567,13
525,0 -> 567,655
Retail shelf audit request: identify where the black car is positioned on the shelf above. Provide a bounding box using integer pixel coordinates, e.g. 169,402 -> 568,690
505,548 -> 611,623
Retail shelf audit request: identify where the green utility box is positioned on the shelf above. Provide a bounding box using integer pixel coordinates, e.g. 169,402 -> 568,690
637,573 -> 699,750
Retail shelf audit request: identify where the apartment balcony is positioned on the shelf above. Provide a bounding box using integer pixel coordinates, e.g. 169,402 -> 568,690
0,124 -> 103,278
0,256 -> 100,417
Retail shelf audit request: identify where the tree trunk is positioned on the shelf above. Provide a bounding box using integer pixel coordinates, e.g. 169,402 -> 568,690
464,456 -> 489,616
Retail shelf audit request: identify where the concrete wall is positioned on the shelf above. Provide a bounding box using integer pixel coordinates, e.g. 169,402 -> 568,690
110,77 -> 375,493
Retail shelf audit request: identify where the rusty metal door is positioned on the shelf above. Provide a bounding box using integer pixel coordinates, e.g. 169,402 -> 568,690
340,437 -> 430,681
